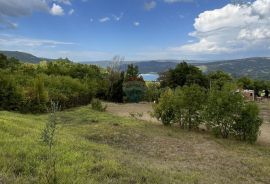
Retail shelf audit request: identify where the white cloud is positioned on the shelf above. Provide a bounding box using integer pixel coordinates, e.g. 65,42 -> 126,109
53,0 -> 71,5
0,34 -> 74,48
68,9 -> 74,15
112,13 -> 124,21
0,0 -> 49,29
90,18 -> 94,22
171,0 -> 270,58
50,3 -> 65,16
0,0 -> 48,17
134,21 -> 140,26
99,17 -> 110,23
0,0 -> 71,28
144,1 -> 157,11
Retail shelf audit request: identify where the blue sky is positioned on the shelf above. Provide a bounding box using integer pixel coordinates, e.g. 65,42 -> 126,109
0,0 -> 269,61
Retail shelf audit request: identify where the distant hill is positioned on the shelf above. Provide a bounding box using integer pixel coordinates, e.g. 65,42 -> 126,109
118,58 -> 270,80
195,57 -> 270,80
0,51 -> 52,63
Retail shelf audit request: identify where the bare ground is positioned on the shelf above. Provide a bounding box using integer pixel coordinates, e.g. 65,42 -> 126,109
105,101 -> 270,145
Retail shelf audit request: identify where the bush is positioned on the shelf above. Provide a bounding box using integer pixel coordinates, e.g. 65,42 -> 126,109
91,99 -> 107,112
233,103 -> 263,143
204,84 -> 244,138
180,84 -> 207,130
45,75 -> 94,109
153,88 -> 175,126
145,82 -> 161,102
153,85 -> 206,129
123,81 -> 146,103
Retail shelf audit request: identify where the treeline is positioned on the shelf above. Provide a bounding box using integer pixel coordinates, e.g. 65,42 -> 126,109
0,54 -> 150,113
0,54 -> 105,113
153,62 -> 266,143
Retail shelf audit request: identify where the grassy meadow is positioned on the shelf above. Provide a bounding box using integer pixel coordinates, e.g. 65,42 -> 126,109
1,105 -> 270,184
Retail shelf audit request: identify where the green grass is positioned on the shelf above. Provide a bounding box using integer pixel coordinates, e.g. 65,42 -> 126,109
1,105 -> 270,184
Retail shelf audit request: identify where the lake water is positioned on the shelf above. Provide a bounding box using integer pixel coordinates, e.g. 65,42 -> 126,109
140,73 -> 159,81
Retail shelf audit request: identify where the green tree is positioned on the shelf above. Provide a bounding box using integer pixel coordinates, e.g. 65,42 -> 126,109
237,77 -> 254,89
181,84 -> 207,130
125,64 -> 139,81
107,58 -> 125,102
208,71 -> 232,90
205,83 -> 244,138
159,62 -> 208,89
123,81 -> 146,103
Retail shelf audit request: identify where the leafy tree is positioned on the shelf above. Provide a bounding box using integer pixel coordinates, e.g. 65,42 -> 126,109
154,85 -> 206,129
159,62 -> 208,88
237,77 -> 254,89
107,57 -> 125,102
123,81 -> 146,103
125,64 -> 140,81
181,84 -> 207,130
123,64 -> 146,102
208,71 -> 232,90
205,83 -> 244,138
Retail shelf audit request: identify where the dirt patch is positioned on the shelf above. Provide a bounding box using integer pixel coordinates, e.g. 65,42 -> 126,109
105,102 -> 158,122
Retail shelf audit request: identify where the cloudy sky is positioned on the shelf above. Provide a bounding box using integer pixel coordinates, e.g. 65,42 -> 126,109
0,0 -> 269,61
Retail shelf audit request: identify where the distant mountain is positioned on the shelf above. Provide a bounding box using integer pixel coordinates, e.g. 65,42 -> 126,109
195,57 -> 270,80
83,57 -> 270,80
0,51 -> 52,63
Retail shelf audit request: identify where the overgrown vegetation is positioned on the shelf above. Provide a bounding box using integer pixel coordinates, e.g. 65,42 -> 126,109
1,105 -> 270,183
154,82 -> 263,143
0,54 -> 103,113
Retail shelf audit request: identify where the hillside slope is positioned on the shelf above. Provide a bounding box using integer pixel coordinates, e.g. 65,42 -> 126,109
1,105 -> 270,183
0,51 -> 52,63
196,57 -> 270,80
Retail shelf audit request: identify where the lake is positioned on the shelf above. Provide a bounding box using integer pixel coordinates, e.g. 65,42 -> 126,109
140,73 -> 159,81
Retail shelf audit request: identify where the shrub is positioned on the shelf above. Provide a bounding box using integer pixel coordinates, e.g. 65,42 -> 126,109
204,84 -> 244,138
233,103 -> 263,143
91,99 -> 107,112
123,81 -> 146,103
153,88 -> 175,126
153,85 -> 206,129
145,82 -> 161,102
41,101 -> 60,184
45,75 -> 94,109
180,84 -> 207,130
